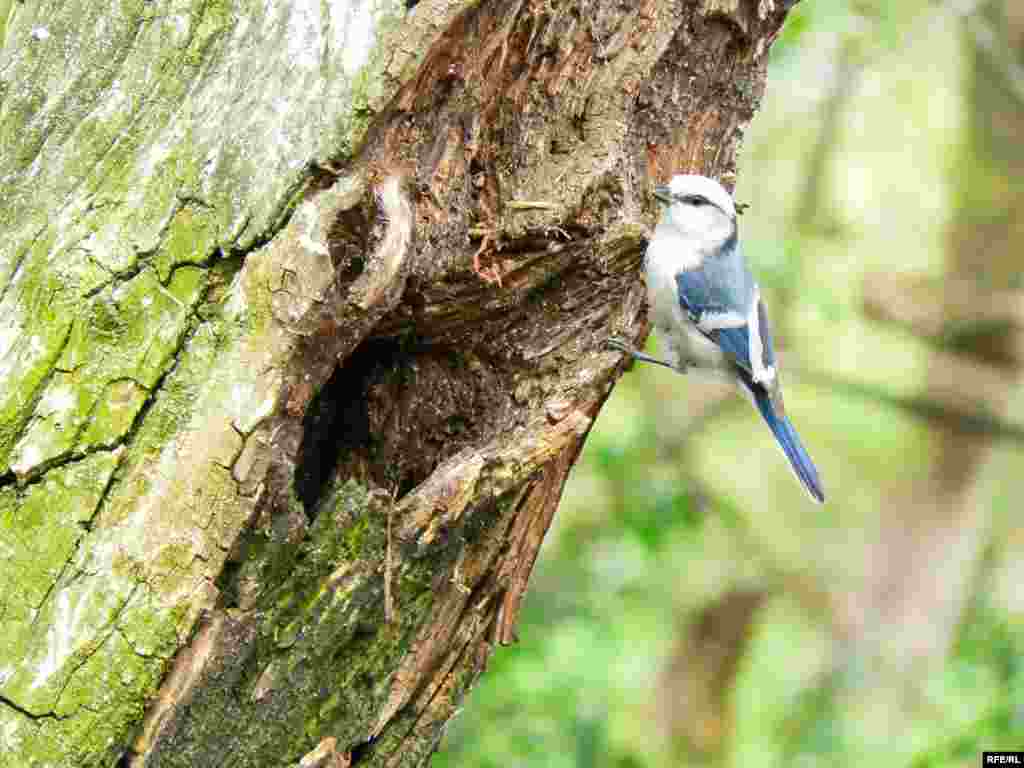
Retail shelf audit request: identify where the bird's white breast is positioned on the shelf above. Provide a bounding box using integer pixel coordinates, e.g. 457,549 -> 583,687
644,230 -> 728,373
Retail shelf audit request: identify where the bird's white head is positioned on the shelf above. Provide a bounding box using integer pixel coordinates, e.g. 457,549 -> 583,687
653,174 -> 736,244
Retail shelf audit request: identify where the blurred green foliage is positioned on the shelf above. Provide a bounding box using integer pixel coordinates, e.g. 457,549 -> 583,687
434,1 -> 1024,766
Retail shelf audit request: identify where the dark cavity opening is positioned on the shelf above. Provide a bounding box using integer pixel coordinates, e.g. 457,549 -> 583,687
294,338 -> 403,516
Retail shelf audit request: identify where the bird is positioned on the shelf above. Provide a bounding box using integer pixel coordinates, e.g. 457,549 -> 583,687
608,174 -> 824,503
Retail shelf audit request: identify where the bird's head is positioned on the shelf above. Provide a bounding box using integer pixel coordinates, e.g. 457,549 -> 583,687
653,174 -> 736,242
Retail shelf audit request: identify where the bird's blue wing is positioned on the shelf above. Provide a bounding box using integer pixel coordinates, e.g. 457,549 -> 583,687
667,228 -> 822,502
675,240 -> 776,381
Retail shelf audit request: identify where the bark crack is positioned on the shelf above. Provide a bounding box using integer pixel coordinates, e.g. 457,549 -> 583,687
0,224 -> 46,305
52,584 -> 141,716
4,274 -> 203,487
0,693 -> 65,723
0,320 -> 74,485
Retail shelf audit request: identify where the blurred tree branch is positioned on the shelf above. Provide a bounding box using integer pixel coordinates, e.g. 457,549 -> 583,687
794,366 -> 1024,445
863,272 -> 1024,351
659,589 -> 769,763
842,0 -> 1024,679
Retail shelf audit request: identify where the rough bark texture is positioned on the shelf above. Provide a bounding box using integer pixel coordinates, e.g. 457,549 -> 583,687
0,0 -> 794,765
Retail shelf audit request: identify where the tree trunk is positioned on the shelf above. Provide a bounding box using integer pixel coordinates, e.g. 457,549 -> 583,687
0,1 -> 794,765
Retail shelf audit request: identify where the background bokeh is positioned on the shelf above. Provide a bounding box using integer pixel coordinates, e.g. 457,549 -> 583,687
435,1 -> 1024,765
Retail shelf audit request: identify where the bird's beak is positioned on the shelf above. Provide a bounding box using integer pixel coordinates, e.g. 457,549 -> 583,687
653,185 -> 673,205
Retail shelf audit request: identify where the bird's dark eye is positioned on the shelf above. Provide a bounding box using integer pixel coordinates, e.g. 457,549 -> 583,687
679,194 -> 709,206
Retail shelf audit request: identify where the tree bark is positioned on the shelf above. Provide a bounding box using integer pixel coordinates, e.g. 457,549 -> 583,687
0,1 -> 795,765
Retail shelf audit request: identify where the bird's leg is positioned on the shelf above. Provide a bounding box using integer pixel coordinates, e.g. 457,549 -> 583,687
605,337 -> 686,373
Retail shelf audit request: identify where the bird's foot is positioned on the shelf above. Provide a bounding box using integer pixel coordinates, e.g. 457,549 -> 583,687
604,337 -> 636,356
605,337 -> 686,373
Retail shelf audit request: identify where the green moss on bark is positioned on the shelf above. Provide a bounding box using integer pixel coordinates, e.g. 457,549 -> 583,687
144,479 -> 443,766
8,265 -> 207,479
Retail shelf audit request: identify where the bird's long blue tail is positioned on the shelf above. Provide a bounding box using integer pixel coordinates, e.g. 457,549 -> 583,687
751,387 -> 825,504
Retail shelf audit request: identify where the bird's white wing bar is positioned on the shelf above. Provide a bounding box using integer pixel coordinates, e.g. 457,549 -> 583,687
696,309 -> 747,332
747,288 -> 776,384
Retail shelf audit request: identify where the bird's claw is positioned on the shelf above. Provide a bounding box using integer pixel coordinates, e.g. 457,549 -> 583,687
605,336 -> 687,374
604,337 -> 635,355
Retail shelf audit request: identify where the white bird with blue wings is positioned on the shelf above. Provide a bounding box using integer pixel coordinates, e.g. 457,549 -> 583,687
609,174 -> 824,503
